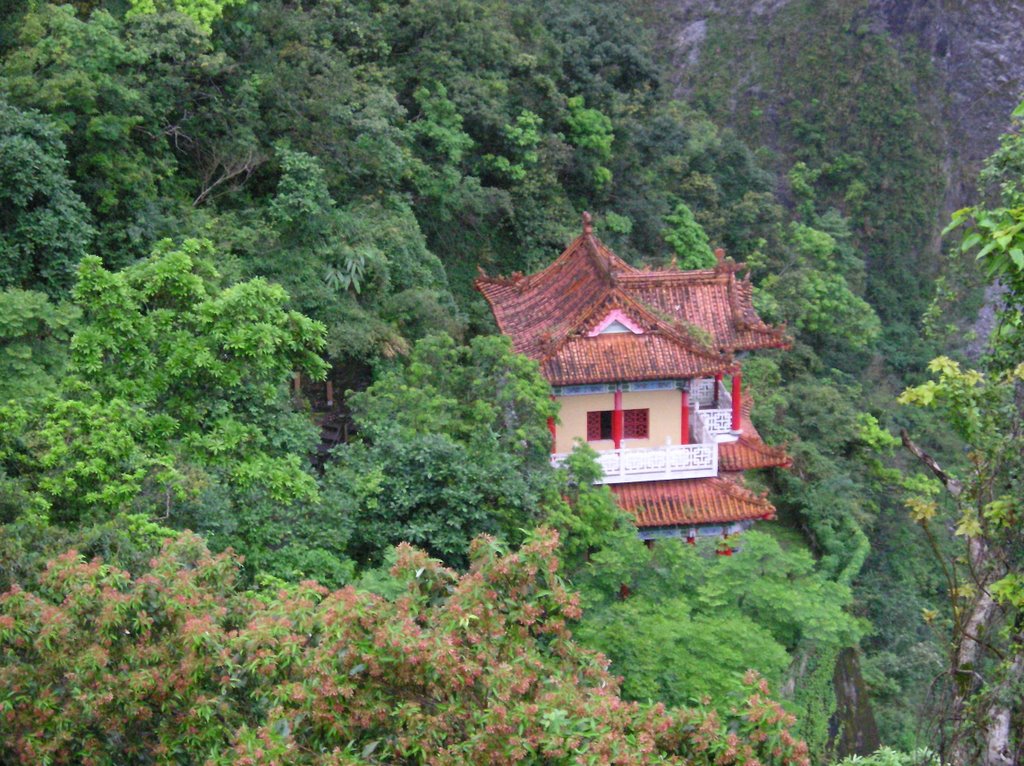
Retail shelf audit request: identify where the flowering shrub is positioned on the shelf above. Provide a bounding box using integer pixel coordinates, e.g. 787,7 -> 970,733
0,529 -> 810,765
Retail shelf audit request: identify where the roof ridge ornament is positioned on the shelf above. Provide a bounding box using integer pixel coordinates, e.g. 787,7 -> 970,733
582,210 -> 593,236
714,246 -> 744,275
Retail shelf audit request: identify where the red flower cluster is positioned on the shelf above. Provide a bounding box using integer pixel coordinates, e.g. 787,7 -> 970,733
0,530 -> 809,765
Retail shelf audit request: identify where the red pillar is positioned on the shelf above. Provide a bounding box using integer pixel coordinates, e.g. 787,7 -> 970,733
680,389 -> 690,444
713,372 -> 722,408
731,372 -> 742,432
612,388 -> 623,449
716,535 -> 733,556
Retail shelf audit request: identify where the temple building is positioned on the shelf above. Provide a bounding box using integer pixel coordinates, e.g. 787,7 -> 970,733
476,213 -> 792,546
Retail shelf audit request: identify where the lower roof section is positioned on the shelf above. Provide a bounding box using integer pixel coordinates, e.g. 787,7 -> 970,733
718,397 -> 792,472
610,476 -> 776,527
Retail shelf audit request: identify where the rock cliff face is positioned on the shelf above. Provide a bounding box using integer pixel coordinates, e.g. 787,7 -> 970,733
652,0 -> 1024,210
641,2 -> 1024,751
867,0 -> 1024,206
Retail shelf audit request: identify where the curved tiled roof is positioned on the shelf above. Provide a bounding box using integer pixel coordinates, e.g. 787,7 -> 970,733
611,477 -> 776,527
542,333 -> 726,386
620,268 -> 785,353
476,218 -> 789,385
718,397 -> 792,471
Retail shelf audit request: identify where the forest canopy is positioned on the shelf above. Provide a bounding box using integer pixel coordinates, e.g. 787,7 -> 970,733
0,0 -> 1021,764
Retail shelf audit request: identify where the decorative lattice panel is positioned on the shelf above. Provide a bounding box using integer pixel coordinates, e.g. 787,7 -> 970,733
623,408 -> 649,439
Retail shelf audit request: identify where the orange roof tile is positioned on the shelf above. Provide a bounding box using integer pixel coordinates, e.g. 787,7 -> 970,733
611,477 -> 777,527
718,397 -> 792,471
621,269 -> 785,354
476,218 -> 789,385
542,333 -> 725,386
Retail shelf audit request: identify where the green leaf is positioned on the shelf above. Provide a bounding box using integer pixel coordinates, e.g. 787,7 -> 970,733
954,515 -> 982,538
942,209 -> 971,236
959,231 -> 982,252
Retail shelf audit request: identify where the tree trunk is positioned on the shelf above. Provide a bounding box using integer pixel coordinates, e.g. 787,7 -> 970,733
982,645 -> 1023,766
947,537 -> 1000,766
901,431 -> 1020,766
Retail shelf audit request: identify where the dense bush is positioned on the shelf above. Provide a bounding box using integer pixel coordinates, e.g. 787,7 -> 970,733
0,530 -> 811,766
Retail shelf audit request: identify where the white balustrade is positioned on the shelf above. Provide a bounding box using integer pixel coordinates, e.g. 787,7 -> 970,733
696,407 -> 735,442
550,442 -> 718,484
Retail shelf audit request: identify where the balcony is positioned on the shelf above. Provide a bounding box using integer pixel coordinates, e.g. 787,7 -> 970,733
693,405 -> 737,444
564,441 -> 718,484
692,378 -> 738,444
550,376 -> 739,484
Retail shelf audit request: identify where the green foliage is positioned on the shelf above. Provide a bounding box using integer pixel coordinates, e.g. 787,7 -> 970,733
831,747 -> 940,766
0,529 -> 812,766
1,396 -> 171,525
70,240 -> 327,409
269,144 -> 375,297
327,434 -> 502,566
0,100 -> 94,294
242,144 -> 461,362
411,84 -> 475,166
126,0 -> 246,33
407,82 -> 486,221
574,532 -> 860,718
0,0 -> 975,753
760,221 -> 880,353
0,512 -> 175,592
736,348 -> 937,748
896,358 -> 1024,761
788,162 -> 821,220
0,4 -> 168,258
684,1 -> 944,324
742,360 -> 873,583
482,109 -> 543,182
324,334 -> 558,566
0,240 -> 339,581
892,105 -> 1024,761
943,101 -> 1024,370
899,357 -> 1024,607
855,413 -> 900,452
542,442 -> 633,570
566,95 -> 614,189
662,202 -> 716,268
0,290 -> 79,403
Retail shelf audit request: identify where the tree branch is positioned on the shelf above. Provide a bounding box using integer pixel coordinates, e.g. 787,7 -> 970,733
900,428 -> 963,498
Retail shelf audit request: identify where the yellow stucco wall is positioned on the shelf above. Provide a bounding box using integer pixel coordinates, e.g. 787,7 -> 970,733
553,389 -> 682,453
555,392 -> 613,454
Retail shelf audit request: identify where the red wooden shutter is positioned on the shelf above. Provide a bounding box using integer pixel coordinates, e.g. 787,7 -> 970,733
623,409 -> 649,438
587,411 -> 602,441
